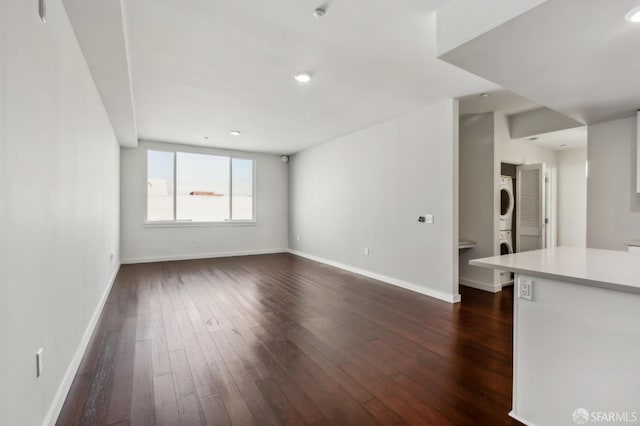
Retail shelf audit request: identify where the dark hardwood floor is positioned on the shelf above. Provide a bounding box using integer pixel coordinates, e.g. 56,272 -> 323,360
56,253 -> 520,426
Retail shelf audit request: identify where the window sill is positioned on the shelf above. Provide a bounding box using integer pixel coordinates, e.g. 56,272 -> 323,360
144,221 -> 256,228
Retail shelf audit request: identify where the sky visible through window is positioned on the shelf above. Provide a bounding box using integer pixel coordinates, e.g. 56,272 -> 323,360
147,149 -> 253,222
148,150 -> 174,192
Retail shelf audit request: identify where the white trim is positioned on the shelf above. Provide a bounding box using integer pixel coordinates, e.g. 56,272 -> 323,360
512,274 -> 520,418
228,156 -> 233,221
43,262 -> 122,426
508,411 -> 535,426
636,111 -> 640,193
143,220 -> 256,228
121,248 -> 287,265
501,279 -> 514,287
288,249 -> 461,304
118,0 -> 138,146
459,277 -> 503,293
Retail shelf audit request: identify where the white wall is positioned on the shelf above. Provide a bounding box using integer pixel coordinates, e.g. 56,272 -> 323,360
508,107 -> 582,140
587,116 -> 640,250
289,101 -> 460,303
494,112 -> 558,166
459,113 -> 497,291
558,147 -> 587,247
120,141 -> 288,262
0,1 -> 120,425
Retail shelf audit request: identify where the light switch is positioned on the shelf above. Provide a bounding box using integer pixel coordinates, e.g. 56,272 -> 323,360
425,214 -> 434,224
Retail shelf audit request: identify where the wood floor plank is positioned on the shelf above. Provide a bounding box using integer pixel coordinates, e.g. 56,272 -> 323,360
130,340 -> 154,426
56,253 -> 520,426
391,372 -> 486,425
169,349 -> 206,426
362,398 -> 409,426
285,330 -> 373,403
174,306 -> 218,399
239,327 -> 325,424
199,395 -> 231,426
149,279 -> 172,377
255,377 -> 306,426
186,312 -> 257,425
210,330 -> 281,426
135,278 -> 152,342
77,331 -> 119,426
158,279 -> 185,352
341,361 -> 453,426
106,317 -> 137,425
153,373 -> 180,426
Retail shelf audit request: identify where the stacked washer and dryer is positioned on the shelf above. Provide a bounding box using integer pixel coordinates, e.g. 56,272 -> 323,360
499,175 -> 515,284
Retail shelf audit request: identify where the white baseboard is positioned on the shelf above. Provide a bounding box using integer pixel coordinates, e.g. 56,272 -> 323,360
121,248 -> 287,264
509,411 -> 535,426
459,277 -> 503,293
43,262 -> 121,426
288,249 -> 461,304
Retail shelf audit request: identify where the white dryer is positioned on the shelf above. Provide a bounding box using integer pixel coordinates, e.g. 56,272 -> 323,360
499,175 -> 514,231
499,230 -> 514,284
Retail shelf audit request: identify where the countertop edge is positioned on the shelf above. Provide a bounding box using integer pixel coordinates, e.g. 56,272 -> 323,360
470,258 -> 640,295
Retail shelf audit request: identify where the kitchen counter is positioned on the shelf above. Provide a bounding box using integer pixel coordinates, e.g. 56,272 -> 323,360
627,239 -> 640,254
469,246 -> 640,426
627,239 -> 640,247
471,246 -> 640,295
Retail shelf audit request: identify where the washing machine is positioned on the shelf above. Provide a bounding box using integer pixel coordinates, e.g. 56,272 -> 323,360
499,230 -> 514,284
499,175 -> 514,231
499,230 -> 513,255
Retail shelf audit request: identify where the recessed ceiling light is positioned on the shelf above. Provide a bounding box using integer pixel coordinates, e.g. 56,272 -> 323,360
313,7 -> 326,18
528,137 -> 539,141
230,130 -> 241,136
294,72 -> 313,83
560,144 -> 567,148
204,136 -> 209,140
480,93 -> 489,98
625,6 -> 640,22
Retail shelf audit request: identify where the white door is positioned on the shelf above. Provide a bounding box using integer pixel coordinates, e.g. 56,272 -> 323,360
516,164 -> 545,252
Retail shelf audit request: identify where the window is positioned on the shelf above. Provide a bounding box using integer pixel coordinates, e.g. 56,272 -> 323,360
147,150 -> 175,221
147,149 -> 254,223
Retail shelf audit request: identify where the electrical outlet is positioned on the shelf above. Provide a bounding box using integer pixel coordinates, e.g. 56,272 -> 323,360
109,253 -> 114,263
296,235 -> 300,241
518,279 -> 533,301
364,248 -> 370,256
36,348 -> 44,377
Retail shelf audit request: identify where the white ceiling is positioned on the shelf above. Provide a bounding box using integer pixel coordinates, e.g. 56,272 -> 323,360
121,0 -> 497,153
62,0 -> 138,146
458,90 -> 538,115
440,0 -> 640,125
517,126 -> 587,151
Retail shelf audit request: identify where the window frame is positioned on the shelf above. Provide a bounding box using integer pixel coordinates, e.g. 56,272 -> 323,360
144,143 -> 256,227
